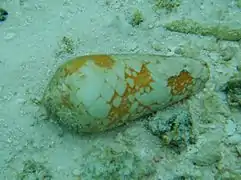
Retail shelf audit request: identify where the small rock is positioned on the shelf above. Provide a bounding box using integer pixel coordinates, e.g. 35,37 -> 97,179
4,32 -> 16,40
126,42 -> 138,51
190,140 -> 222,166
148,24 -> 154,29
235,144 -> 241,156
225,120 -> 236,136
151,42 -> 163,51
220,46 -> 237,61
227,134 -> 241,144
16,98 -> 26,105
225,73 -> 241,108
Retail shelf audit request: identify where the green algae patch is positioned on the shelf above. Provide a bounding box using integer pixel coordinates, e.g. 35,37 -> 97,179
154,0 -> 181,12
17,160 -> 53,180
0,8 -> 8,22
237,0 -> 241,8
130,9 -> 144,27
164,19 -> 241,41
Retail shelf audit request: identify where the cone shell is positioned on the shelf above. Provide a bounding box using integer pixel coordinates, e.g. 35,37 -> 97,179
42,54 -> 209,133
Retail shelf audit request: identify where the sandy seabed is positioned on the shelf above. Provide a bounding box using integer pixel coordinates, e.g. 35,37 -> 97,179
1,0 -> 241,179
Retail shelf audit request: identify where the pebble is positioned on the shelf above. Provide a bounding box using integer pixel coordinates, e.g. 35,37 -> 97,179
225,120 -> 236,136
124,41 -> 138,51
16,98 -> 26,105
227,134 -> 241,144
4,32 -> 16,40
72,169 -> 81,176
151,42 -> 163,51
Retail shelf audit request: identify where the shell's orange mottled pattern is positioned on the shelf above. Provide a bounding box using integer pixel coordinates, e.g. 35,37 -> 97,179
167,70 -> 193,95
107,63 -> 154,127
91,54 -> 115,68
63,57 -> 87,76
62,55 -> 115,76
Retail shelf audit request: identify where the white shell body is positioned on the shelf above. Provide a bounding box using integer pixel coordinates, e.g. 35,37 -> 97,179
42,54 -> 209,133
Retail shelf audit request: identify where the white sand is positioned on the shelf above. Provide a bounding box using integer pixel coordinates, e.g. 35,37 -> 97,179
1,0 -> 241,179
